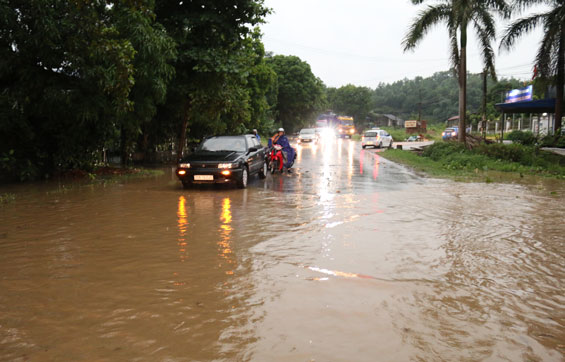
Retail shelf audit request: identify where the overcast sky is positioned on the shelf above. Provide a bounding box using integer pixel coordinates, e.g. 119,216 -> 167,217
261,0 -> 545,88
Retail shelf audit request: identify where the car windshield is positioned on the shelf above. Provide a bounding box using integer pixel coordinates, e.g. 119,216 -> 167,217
300,129 -> 315,134
197,137 -> 246,152
364,132 -> 378,137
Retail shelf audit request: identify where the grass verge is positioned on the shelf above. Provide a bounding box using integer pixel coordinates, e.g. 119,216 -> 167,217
381,142 -> 565,182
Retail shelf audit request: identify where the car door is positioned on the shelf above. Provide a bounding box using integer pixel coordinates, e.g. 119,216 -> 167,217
245,136 -> 260,173
253,137 -> 266,167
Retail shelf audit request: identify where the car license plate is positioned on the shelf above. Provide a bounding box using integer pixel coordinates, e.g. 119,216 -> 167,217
194,175 -> 213,181
366,141 -> 373,145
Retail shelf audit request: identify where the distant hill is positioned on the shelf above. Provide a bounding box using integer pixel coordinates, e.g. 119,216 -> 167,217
371,71 -> 525,123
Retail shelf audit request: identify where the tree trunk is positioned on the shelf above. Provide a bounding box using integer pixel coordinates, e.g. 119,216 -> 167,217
458,44 -> 467,144
555,29 -> 564,134
176,101 -> 190,163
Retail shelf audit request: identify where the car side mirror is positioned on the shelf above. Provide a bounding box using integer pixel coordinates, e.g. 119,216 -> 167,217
248,146 -> 259,153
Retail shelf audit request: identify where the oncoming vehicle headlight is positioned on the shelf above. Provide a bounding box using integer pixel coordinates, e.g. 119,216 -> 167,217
179,163 -> 191,168
349,129 -> 355,134
218,163 -> 232,169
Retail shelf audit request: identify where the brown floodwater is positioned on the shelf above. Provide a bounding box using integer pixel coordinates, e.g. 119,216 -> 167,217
1,137 -> 564,361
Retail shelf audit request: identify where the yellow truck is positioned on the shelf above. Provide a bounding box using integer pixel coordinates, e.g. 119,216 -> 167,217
337,116 -> 355,138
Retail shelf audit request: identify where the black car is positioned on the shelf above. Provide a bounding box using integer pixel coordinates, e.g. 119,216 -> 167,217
176,135 -> 267,189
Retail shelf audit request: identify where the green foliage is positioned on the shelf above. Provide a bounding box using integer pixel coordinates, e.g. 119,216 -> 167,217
0,0 -> 175,180
0,0 -> 275,180
539,134 -> 565,148
419,141 -> 565,175
327,85 -> 372,129
266,55 -> 326,132
383,141 -> 565,180
371,71 -> 524,123
506,130 -> 537,146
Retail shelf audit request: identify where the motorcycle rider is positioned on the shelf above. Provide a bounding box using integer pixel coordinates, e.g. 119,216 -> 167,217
269,128 -> 296,172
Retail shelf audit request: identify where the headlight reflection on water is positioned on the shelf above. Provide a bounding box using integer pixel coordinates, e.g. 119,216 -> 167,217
177,196 -> 188,263
218,197 -> 234,275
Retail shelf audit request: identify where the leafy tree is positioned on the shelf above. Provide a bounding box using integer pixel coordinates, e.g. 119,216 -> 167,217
154,0 -> 269,160
0,0 -> 146,179
327,85 -> 373,129
111,2 -> 176,166
500,0 -> 565,133
266,55 -> 325,132
403,0 -> 509,142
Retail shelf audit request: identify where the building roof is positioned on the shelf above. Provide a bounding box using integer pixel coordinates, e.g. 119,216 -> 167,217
382,114 -> 404,122
495,98 -> 555,114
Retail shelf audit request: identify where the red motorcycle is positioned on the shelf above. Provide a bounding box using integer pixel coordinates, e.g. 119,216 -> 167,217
268,144 -> 284,174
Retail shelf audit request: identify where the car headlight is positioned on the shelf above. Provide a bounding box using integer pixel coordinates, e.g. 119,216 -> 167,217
218,163 -> 232,169
349,129 -> 355,134
179,163 -> 191,168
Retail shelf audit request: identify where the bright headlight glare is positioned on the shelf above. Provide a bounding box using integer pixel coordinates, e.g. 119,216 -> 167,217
218,163 -> 232,169
179,163 -> 191,168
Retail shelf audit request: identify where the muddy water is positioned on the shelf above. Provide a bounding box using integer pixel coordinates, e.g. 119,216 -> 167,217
1,137 -> 564,361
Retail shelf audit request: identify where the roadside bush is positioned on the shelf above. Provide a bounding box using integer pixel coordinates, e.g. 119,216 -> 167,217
475,143 -> 532,164
421,142 -> 467,161
506,130 -> 537,146
540,134 -> 565,148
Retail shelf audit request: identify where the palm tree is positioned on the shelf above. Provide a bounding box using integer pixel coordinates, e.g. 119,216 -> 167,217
403,0 -> 509,143
500,0 -> 564,134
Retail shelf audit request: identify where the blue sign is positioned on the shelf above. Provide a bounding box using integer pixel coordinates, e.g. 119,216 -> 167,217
505,85 -> 533,103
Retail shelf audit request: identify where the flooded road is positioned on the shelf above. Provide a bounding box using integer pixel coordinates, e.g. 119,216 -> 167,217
1,137 -> 564,361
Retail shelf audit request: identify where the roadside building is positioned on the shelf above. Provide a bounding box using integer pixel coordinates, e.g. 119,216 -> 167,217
373,114 -> 404,128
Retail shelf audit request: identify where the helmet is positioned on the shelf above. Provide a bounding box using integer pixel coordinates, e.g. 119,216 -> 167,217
278,127 -> 284,132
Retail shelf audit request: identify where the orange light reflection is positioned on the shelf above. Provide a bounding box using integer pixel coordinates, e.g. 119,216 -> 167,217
177,196 -> 188,262
218,198 -> 234,274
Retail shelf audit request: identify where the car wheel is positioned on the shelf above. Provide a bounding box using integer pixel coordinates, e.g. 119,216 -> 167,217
378,142 -> 383,149
182,181 -> 192,189
388,141 -> 393,149
237,167 -> 248,189
258,162 -> 267,179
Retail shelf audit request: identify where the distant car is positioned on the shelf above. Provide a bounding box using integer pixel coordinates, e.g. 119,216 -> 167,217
362,129 -> 393,149
405,135 -> 422,142
176,135 -> 266,189
298,128 -> 318,143
442,127 -> 458,140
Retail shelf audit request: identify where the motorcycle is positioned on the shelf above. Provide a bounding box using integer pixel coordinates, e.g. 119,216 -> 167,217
268,144 -> 284,174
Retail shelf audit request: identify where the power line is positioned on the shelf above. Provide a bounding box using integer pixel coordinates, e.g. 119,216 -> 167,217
265,36 -> 480,64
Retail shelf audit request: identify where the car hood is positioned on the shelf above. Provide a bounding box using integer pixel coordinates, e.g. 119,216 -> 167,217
181,151 -> 242,163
